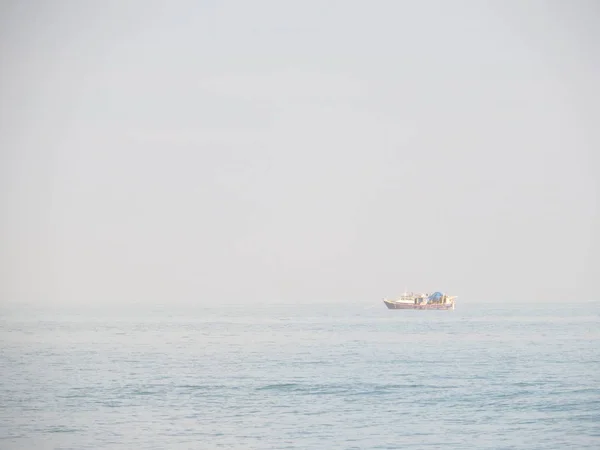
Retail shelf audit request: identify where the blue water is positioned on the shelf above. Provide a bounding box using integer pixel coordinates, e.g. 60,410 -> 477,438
1,301 -> 599,449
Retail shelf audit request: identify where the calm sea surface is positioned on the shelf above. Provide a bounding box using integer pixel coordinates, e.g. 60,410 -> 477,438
1,301 -> 599,449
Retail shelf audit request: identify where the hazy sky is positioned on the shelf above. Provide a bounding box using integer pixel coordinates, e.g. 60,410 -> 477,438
1,1 -> 598,307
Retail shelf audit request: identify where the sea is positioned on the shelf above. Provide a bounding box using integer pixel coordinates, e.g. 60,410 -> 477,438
1,300 -> 599,449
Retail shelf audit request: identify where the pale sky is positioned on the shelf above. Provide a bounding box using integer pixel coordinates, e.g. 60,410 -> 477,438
1,1 -> 598,307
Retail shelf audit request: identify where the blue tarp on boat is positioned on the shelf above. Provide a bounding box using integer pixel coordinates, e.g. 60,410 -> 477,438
428,292 -> 444,301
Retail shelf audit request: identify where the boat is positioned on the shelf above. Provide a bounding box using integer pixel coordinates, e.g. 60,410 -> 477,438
383,291 -> 456,310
